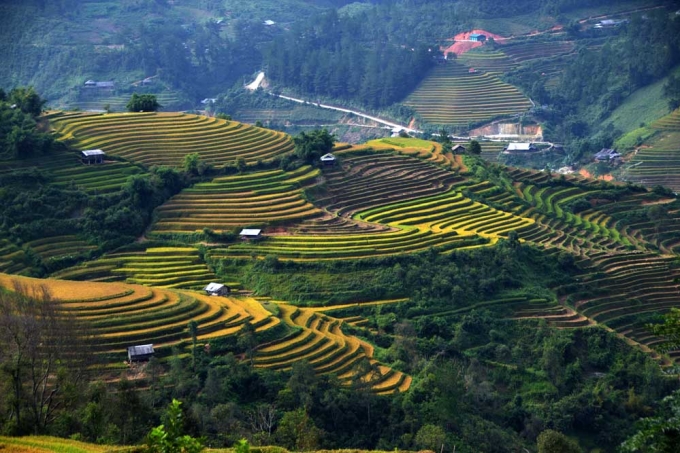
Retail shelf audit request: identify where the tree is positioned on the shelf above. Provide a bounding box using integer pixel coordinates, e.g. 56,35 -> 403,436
188,320 -> 198,370
237,321 -> 257,365
275,408 -> 322,451
620,390 -> 680,453
147,399 -> 204,453
648,308 -> 680,351
663,74 -> 680,111
0,282 -> 91,434
293,129 -> 336,164
415,424 -> 446,451
9,87 -> 46,117
183,153 -> 201,176
537,429 -> 582,453
469,140 -> 482,155
126,93 -> 161,112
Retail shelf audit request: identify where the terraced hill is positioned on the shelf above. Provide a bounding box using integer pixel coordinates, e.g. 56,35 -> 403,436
500,40 -> 575,64
71,90 -> 188,113
0,273 -> 408,393
456,49 -> 517,74
623,109 -> 680,190
0,148 -> 144,193
52,247 -> 221,290
151,166 -> 323,235
50,112 -> 295,168
404,61 -> 532,126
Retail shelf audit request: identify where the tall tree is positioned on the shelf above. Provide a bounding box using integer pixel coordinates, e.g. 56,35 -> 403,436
0,282 -> 91,434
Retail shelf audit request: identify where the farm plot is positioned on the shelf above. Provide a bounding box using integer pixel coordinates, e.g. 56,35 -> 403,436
52,247 -> 222,290
404,61 -> 532,126
567,252 -> 680,362
500,40 -> 575,63
0,239 -> 31,275
209,227 -> 487,262
0,273 -> 278,360
150,166 -> 323,234
456,49 -> 517,74
254,303 -> 410,394
312,150 -> 465,218
0,148 -> 143,193
624,110 -> 680,191
25,235 -> 96,262
50,112 -> 295,168
71,90 -> 187,112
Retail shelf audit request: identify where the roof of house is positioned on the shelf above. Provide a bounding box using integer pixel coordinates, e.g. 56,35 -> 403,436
128,344 -> 154,356
240,228 -> 262,236
469,33 -> 486,39
95,81 -> 115,88
506,143 -> 534,151
204,282 -> 225,292
263,20 -> 276,26
320,153 -> 336,161
451,144 -> 466,151
81,149 -> 106,156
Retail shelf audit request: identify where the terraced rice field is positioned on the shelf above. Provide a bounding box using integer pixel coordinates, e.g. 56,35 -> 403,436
53,247 -> 221,290
565,252 -> 680,363
0,273 -> 276,359
0,149 -> 143,193
624,109 -> 680,190
50,112 -> 295,168
25,235 -> 96,262
0,239 -> 30,275
0,273 -> 408,393
72,90 -> 187,112
500,40 -> 575,63
456,49 -> 517,74
254,302 -> 411,394
151,166 -> 323,234
404,61 -> 532,126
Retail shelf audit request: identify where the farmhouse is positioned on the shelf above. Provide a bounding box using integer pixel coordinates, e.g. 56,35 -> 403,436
204,282 -> 230,296
504,143 -> 537,152
320,153 -> 337,166
80,149 -> 106,164
451,144 -> 466,154
127,344 -> 154,362
240,228 -> 263,240
469,33 -> 486,42
594,148 -> 621,161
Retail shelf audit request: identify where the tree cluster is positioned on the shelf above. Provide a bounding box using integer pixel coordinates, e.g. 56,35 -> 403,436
293,129 -> 336,164
0,88 -> 56,159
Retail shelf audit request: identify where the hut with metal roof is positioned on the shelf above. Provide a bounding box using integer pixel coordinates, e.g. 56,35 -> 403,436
239,228 -> 263,240
204,282 -> 230,296
127,344 -> 154,362
80,149 -> 106,164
